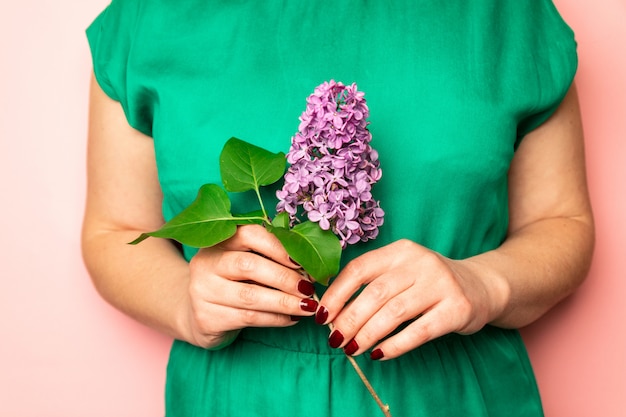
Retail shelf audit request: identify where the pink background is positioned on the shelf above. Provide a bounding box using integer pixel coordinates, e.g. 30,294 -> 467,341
1,1 -> 624,415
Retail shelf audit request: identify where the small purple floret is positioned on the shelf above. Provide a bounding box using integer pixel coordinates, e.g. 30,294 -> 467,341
276,80 -> 384,248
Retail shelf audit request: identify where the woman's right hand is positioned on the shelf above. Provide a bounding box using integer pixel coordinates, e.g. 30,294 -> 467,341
182,224 -> 317,349
84,77 -> 315,347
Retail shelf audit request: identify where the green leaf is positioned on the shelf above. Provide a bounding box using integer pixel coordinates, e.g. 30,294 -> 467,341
234,210 -> 266,221
271,211 -> 291,228
269,221 -> 342,285
220,137 -> 286,193
129,184 -> 263,248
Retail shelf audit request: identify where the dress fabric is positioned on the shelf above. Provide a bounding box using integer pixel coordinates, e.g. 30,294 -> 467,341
87,1 -> 577,415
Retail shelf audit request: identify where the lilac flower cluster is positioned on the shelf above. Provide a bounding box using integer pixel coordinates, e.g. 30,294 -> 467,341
276,80 -> 384,248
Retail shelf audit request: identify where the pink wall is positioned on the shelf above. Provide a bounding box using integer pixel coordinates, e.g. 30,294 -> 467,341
0,1 -> 623,415
521,1 -> 626,416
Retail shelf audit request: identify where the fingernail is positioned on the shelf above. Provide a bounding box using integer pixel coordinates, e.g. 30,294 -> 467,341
300,298 -> 318,312
328,329 -> 344,349
290,315 -> 302,322
343,339 -> 359,356
315,306 -> 328,325
288,257 -> 301,267
370,348 -> 384,360
297,280 -> 315,297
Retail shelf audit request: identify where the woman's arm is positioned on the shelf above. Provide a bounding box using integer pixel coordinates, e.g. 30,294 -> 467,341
465,84 -> 594,328
316,84 -> 594,359
81,74 -> 190,339
82,74 -> 317,348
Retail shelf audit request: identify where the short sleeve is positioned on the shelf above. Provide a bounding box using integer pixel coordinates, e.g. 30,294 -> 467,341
86,0 -> 153,137
514,0 -> 578,148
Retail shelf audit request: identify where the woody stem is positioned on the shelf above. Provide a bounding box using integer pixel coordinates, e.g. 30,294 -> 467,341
312,293 -> 392,417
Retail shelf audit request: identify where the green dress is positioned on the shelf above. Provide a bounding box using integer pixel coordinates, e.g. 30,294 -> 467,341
87,1 -> 577,415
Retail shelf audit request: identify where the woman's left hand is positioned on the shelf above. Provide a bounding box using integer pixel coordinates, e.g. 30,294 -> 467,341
316,239 -> 507,360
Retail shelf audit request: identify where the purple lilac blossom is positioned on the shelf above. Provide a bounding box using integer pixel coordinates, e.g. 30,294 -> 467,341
276,80 -> 384,248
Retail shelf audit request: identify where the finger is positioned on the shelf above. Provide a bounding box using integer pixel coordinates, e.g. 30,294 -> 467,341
203,278 -> 319,317
316,247 -> 391,325
318,240 -> 425,324
368,307 -> 453,360
192,302 -> 300,336
341,293 -> 433,356
349,268 -> 475,356
220,224 -> 300,269
327,274 -> 413,349
212,250 -> 315,298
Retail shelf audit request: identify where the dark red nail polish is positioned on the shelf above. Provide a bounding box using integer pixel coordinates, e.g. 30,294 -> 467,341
290,315 -> 302,322
343,339 -> 359,356
370,348 -> 384,360
315,306 -> 328,325
297,280 -> 315,297
300,298 -> 318,312
328,329 -> 344,348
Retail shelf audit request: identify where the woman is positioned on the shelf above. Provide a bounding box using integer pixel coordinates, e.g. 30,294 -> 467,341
82,1 -> 594,415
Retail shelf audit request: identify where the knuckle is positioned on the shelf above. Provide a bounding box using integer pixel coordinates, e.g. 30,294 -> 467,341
382,318 -> 437,358
269,237 -> 286,256
238,224 -> 264,242
236,224 -> 253,240
343,257 -> 366,278
238,285 -> 258,306
388,338 -> 402,353
394,238 -> 416,252
419,249 -> 443,269
278,294 -> 292,311
188,271 -> 220,302
274,268 -> 291,289
240,309 -> 259,326
411,321 -> 433,345
232,252 -> 255,273
386,298 -> 407,319
358,326 -> 378,346
188,274 -> 210,302
366,280 -> 389,302
191,249 -> 226,279
341,310 -> 360,333
383,338 -> 404,358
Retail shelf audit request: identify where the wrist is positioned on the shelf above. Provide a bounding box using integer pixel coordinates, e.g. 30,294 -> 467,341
457,256 -> 511,326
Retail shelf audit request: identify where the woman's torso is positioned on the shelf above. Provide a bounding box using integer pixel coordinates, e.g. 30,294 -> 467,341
87,1 -> 577,415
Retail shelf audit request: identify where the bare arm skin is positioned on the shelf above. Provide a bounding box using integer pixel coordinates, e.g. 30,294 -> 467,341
81,74 -> 317,349
317,84 -> 595,360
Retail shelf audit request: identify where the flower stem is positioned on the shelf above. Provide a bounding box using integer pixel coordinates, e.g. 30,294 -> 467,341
254,187 -> 271,223
344,354 -> 392,417
312,293 -> 392,417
